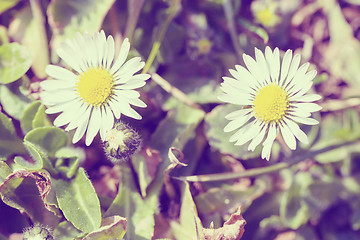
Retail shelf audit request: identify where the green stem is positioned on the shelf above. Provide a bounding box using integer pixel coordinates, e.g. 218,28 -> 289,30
142,0 -> 181,74
124,0 -> 145,41
175,140 -> 360,182
222,0 -> 243,59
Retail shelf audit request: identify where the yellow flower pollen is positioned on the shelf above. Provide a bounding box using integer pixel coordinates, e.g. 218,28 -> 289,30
253,85 -> 289,123
76,68 -> 114,106
197,38 -> 212,55
255,7 -> 280,27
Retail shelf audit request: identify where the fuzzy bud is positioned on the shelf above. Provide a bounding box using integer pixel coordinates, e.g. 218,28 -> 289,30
103,121 -> 142,164
23,224 -> 54,240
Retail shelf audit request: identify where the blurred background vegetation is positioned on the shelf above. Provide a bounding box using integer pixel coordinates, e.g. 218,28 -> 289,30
1,0 -> 360,239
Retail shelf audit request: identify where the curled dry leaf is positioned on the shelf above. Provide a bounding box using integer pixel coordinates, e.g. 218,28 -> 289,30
203,207 -> 246,240
0,170 -> 54,218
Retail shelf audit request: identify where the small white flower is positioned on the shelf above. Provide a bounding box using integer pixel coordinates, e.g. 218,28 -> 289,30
219,47 -> 322,160
41,31 -> 149,146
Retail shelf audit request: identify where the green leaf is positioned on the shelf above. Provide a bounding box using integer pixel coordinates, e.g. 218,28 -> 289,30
83,216 -> 127,240
105,165 -> 157,240
0,43 -> 32,84
205,104 -> 260,159
21,101 -> 51,133
0,80 -> 31,120
0,170 -> 53,222
0,0 -> 21,15
238,18 -> 269,43
8,4 -> 49,78
131,147 -> 162,197
55,167 -> 101,233
55,147 -> 80,179
0,161 -> 12,185
321,0 -> 360,91
195,177 -> 267,216
33,105 -> 51,128
170,182 -> 204,239
312,110 -> 360,163
21,101 -> 42,133
150,102 -> 205,161
0,112 -> 26,160
47,0 -> 116,50
24,126 -> 69,158
280,171 -> 313,229
53,221 -> 83,240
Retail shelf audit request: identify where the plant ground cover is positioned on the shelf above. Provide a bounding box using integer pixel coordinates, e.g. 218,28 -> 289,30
1,0 -> 360,239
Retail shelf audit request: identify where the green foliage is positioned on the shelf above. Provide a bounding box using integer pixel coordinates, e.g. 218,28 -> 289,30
0,0 -> 20,15
54,167 -> 101,233
21,101 -> 51,134
47,0 -> 116,50
0,112 -> 25,160
2,0 -> 360,239
170,182 -> 204,239
24,127 -> 69,158
0,43 -> 32,84
0,79 -> 31,120
205,104 -> 260,159
105,165 -> 157,240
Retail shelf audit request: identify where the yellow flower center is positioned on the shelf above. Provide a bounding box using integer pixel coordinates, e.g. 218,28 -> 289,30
255,7 -> 280,27
253,85 -> 289,123
197,38 -> 212,55
76,68 -> 114,106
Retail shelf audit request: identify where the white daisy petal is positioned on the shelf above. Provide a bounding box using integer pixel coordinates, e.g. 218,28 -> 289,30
255,48 -> 271,84
53,102 -> 83,127
66,105 -> 90,131
109,99 -> 121,119
41,31 -> 147,146
248,123 -> 267,151
283,54 -> 301,88
232,66 -> 260,88
40,80 -> 75,91
280,123 -> 296,150
45,65 -> 77,81
279,49 -> 292,86
85,107 -> 101,146
292,103 -> 322,112
72,110 -> 90,144
291,94 -> 322,102
116,80 -> 146,90
113,95 -> 142,120
219,47 -> 321,160
106,35 -> 115,69
224,113 -> 253,132
284,119 -> 309,144
110,38 -> 130,75
229,121 -> 253,142
291,116 -> 319,125
235,120 -> 262,146
243,53 -> 267,85
127,98 -> 147,108
57,45 -> 82,73
261,142 -> 273,161
225,108 -> 252,120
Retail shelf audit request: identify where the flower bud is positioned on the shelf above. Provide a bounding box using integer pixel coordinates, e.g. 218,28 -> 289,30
103,121 -> 142,164
23,224 -> 54,240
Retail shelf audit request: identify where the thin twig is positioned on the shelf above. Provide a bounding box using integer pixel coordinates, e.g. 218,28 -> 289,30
321,98 -> 360,112
151,73 -> 203,110
174,140 -> 360,182
124,0 -> 145,41
222,0 -> 243,60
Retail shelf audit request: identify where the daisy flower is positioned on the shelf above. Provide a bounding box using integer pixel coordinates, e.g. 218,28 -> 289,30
219,47 -> 321,160
40,31 -> 149,146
